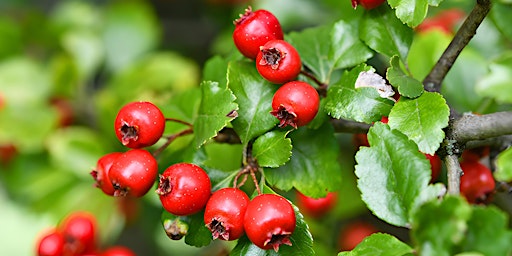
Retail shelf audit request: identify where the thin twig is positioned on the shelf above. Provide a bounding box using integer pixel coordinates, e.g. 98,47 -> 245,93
300,69 -> 328,96
152,128 -> 193,158
165,118 -> 193,127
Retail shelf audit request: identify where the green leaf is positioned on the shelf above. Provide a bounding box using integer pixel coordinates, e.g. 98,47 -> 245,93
360,6 -> 413,62
461,206 -> 512,256
230,202 -> 314,256
252,130 -> 292,168
411,196 -> 472,256
475,53 -> 512,104
184,210 -> 213,247
61,30 -> 103,79
102,1 -> 160,72
355,122 -> 431,227
228,60 -> 279,145
338,233 -> 413,256
490,2 -> 512,41
202,55 -> 229,86
325,64 -> 394,124
408,31 -> 450,81
387,0 -> 429,27
194,81 -> 238,148
265,123 -> 342,198
386,55 -> 423,98
287,19 -> 373,83
388,92 -> 449,155
495,147 -> 512,182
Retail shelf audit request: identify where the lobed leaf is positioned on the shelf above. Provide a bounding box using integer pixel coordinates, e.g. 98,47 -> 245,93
228,60 -> 279,145
387,0 -> 429,27
252,130 -> 292,168
338,233 -> 413,256
386,55 -> 423,98
193,81 -> 238,148
265,123 -> 342,198
388,92 -> 449,155
355,122 -> 432,227
325,64 -> 394,124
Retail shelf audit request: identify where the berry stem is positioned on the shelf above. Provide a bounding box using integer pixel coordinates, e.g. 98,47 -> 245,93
152,128 -> 193,158
165,118 -> 193,127
300,69 -> 327,96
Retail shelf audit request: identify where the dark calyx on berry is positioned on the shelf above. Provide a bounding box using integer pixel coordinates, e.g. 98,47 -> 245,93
266,231 -> 293,252
120,122 -> 138,145
112,183 -> 128,197
234,6 -> 253,25
271,105 -> 298,128
155,175 -> 172,195
259,47 -> 285,70
208,219 -> 230,240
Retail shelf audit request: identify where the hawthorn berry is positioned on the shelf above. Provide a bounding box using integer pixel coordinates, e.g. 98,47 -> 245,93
338,221 -> 378,251
36,229 -> 65,256
351,0 -> 386,10
114,101 -> 165,149
425,153 -> 442,182
204,187 -> 250,241
416,8 -> 466,34
296,191 -> 337,219
460,160 -> 496,204
244,193 -> 296,251
256,40 -> 302,84
59,211 -> 98,255
91,152 -> 122,196
271,81 -> 320,128
101,246 -> 136,256
233,6 -> 284,60
157,163 -> 212,216
108,149 -> 159,197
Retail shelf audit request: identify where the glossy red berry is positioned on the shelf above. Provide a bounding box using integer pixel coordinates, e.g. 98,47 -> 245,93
460,160 -> 495,204
416,9 -> 466,35
59,211 -> 98,255
256,40 -> 302,84
108,149 -> 159,197
36,229 -> 65,256
91,152 -> 123,196
244,194 -> 296,252
296,191 -> 337,219
338,221 -> 378,251
114,101 -> 165,149
271,81 -> 320,128
351,0 -> 386,10
157,163 -> 212,216
101,246 -> 136,256
204,188 -> 250,241
233,7 -> 284,60
425,153 -> 442,182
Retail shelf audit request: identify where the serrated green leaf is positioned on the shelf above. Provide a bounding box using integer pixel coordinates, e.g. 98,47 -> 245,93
325,64 -> 394,124
495,147 -> 512,182
360,6 -> 413,63
338,233 -> 413,256
475,53 -> 512,104
386,55 -> 423,98
388,92 -> 449,154
230,202 -> 314,256
265,123 -> 342,198
252,130 -> 292,168
461,206 -> 512,256
411,196 -> 472,256
387,0 -> 429,27
228,60 -> 279,145
287,19 -> 373,83
202,55 -> 229,86
355,122 -> 431,227
194,81 -> 238,148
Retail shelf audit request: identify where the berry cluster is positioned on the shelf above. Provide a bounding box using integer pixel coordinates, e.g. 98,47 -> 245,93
233,6 -> 320,129
35,211 -> 135,256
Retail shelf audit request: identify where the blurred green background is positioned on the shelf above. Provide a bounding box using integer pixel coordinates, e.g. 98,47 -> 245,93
1,0 -> 507,255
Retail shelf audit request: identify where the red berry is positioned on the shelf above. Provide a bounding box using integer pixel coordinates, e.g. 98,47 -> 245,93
49,97 -> 75,127
233,7 -> 284,60
114,101 -> 165,149
296,191 -> 337,219
244,194 -> 296,252
425,153 -> 442,182
338,221 -> 378,251
271,81 -> 320,128
416,9 -> 466,35
59,211 -> 98,255
157,163 -> 212,216
204,188 -> 250,241
351,0 -> 386,10
461,146 -> 490,162
460,160 -> 495,204
108,149 -> 159,197
91,152 -> 123,196
36,229 -> 65,256
101,246 -> 136,256
256,40 -> 302,84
